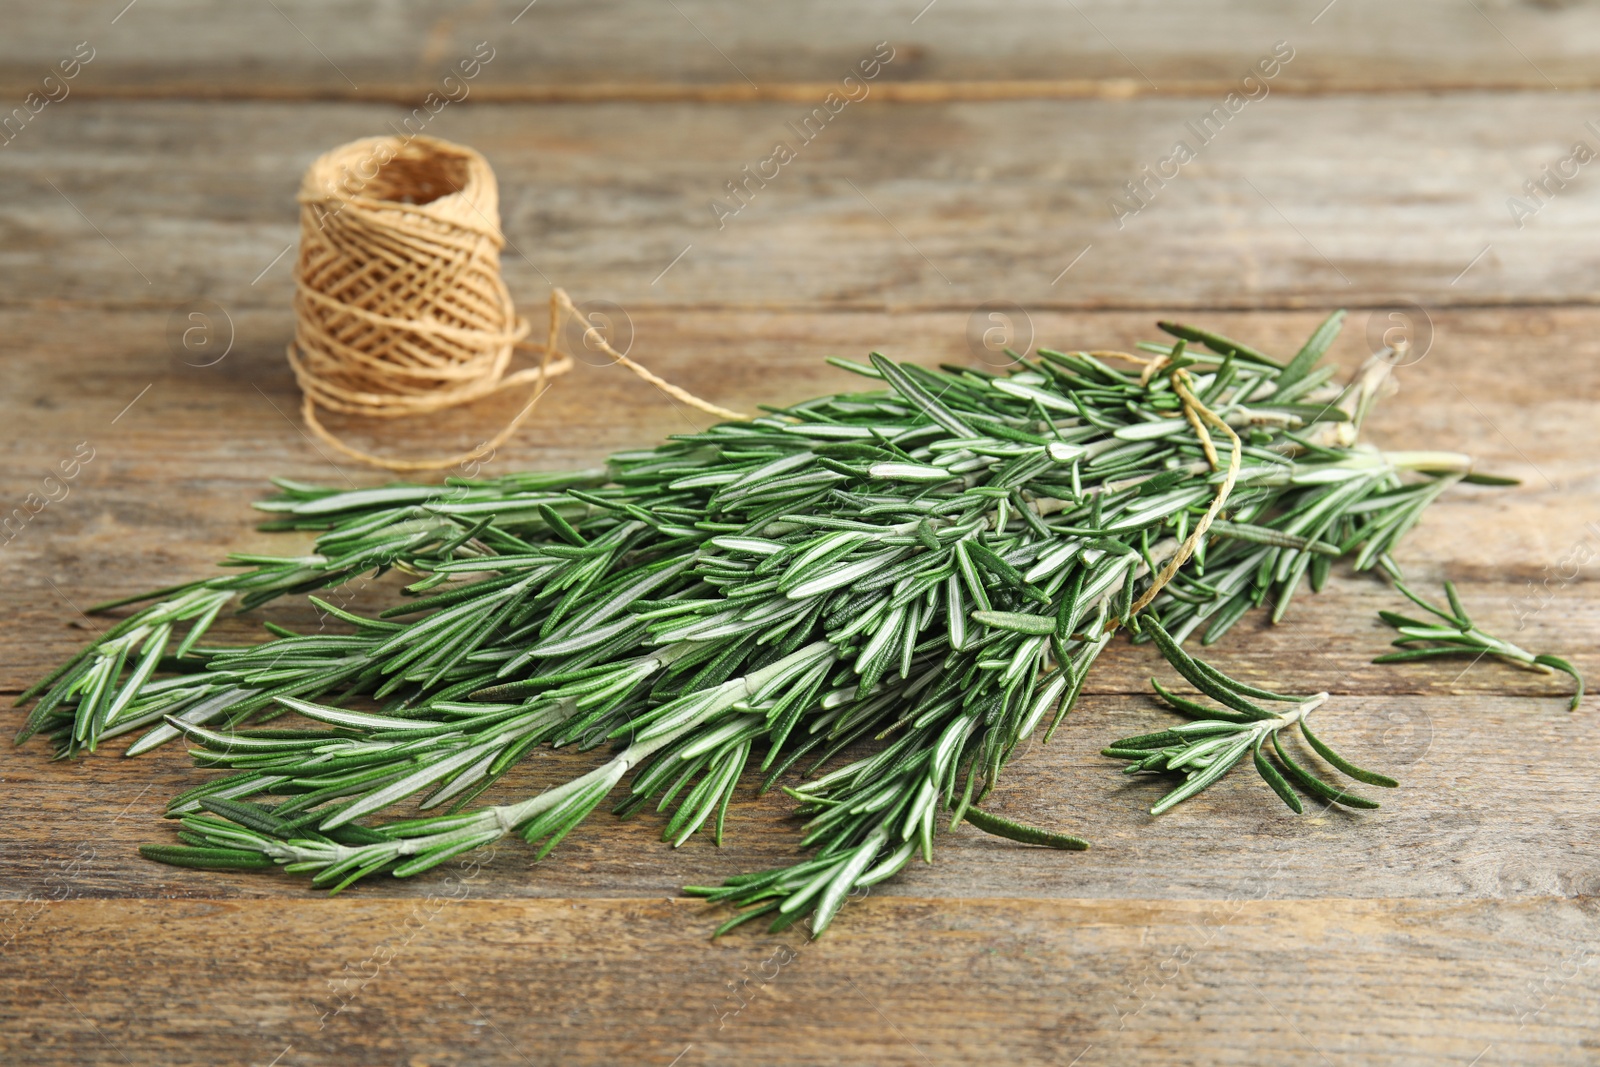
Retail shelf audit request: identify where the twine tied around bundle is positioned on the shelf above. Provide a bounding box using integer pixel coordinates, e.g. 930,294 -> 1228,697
1102,349 -> 1242,625
288,135 -> 745,472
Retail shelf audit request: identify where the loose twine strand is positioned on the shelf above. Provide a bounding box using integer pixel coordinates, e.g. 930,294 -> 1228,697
288,135 -> 745,473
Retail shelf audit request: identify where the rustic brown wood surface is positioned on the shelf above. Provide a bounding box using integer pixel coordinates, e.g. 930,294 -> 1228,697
8,0 -> 1600,97
11,95 -> 1600,311
2,4 -> 1599,1065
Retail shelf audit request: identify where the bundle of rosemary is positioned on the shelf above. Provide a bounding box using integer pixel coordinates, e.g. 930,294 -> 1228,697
16,313 -> 1505,935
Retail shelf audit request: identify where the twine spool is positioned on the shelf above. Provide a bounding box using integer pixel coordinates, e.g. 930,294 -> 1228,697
289,134 -> 743,472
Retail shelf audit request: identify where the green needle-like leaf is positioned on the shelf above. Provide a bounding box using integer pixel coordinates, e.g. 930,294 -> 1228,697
1298,718 -> 1398,788
1270,732 -> 1379,810
962,806 -> 1089,850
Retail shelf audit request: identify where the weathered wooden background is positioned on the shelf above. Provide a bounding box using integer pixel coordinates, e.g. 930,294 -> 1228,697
2,3 -> 1597,1064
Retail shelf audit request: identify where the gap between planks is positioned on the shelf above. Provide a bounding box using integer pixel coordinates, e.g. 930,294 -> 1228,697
1,79 -> 1597,106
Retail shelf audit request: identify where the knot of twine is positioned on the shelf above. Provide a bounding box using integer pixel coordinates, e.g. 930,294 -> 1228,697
289,134 -> 744,472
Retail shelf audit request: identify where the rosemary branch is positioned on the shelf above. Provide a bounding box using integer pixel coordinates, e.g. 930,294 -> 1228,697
1374,566 -> 1584,711
1105,616 -> 1396,816
16,312 -> 1506,935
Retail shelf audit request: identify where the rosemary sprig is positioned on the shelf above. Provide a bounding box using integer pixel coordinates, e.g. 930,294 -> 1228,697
1375,572 -> 1584,711
16,313 -> 1492,935
1105,617 -> 1396,815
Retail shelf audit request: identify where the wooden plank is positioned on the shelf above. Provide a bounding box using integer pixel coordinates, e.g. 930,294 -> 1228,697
1,691 -> 1593,906
3,895 -> 1596,1065
5,1 -> 1600,99
4,96 -> 1600,310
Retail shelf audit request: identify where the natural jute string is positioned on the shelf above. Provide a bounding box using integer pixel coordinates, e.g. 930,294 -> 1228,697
1094,350 -> 1242,627
289,134 -> 745,472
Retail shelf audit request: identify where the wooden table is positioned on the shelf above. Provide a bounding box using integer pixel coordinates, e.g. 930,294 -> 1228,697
2,4 -> 1597,1064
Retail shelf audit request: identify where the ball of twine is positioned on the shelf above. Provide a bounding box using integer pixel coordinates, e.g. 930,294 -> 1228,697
289,134 -> 742,472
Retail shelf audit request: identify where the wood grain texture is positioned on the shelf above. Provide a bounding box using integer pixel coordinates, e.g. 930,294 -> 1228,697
1,692 -> 1594,906
5,0 -> 1600,98
4,896 -> 1598,1066
3,4 -> 1600,1059
6,95 -> 1600,311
